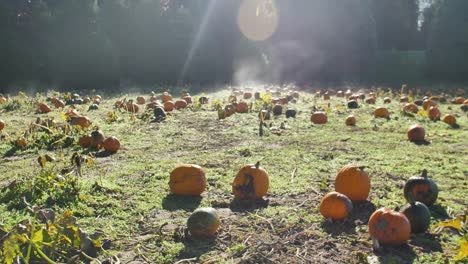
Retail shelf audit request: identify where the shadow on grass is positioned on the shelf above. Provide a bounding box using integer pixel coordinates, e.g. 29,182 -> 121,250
176,237 -> 216,262
3,147 -> 18,157
229,198 -> 269,212
410,232 -> 443,253
162,194 -> 202,212
374,244 -> 417,264
413,140 -> 431,146
350,200 -> 377,224
428,204 -> 449,220
321,219 -> 356,235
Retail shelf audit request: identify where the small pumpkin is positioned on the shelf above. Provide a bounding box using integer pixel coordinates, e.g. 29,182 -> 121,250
347,100 -> 359,109
272,104 -> 283,115
400,96 -> 409,103
187,207 -> 220,238
78,134 -> 92,148
0,96 -> 8,103
311,111 -> 327,124
368,208 -> 411,245
136,96 -> 146,105
225,104 -> 237,117
334,165 -> 370,203
344,89 -> 352,98
38,103 -> 52,114
401,192 -> 431,233
90,130 -> 105,148
336,90 -> 344,97
199,96 -> 209,104
232,162 -> 269,200
403,169 -> 438,206
423,99 -> 437,110
83,97 -> 91,104
365,97 -> 376,104
452,97 -> 464,104
254,92 -> 261,100
161,92 -> 172,103
153,106 -> 167,122
374,107 -> 389,118
163,101 -> 175,112
383,97 -> 391,104
53,99 -> 65,108
174,100 -> 188,110
464,99 -> 468,105
182,96 -> 193,104
0,119 -> 5,131
428,106 -> 441,121
243,92 -> 252,99
70,116 -> 91,128
15,137 -> 28,148
103,136 -> 121,153
345,115 -> 356,126
319,192 -> 353,220
93,95 -> 102,101
323,92 -> 330,100
236,102 -> 249,113
285,108 -> 296,118
169,164 -> 206,196
88,104 -> 99,111
407,124 -> 425,142
403,103 -> 418,113
125,103 -> 139,113
442,114 -> 457,126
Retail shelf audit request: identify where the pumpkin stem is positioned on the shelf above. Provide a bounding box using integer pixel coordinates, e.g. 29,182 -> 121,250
255,161 -> 260,169
407,191 -> 416,206
421,169 -> 428,179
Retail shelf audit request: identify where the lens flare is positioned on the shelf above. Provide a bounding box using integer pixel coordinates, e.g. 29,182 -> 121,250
238,0 -> 278,42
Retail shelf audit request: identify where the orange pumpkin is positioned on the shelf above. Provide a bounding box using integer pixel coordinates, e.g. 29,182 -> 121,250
161,92 -> 172,103
0,119 -> 5,131
365,97 -> 376,104
323,92 -> 331,100
400,96 -> 409,103
336,90 -> 344,97
15,137 -> 28,148
38,103 -> 51,114
78,134 -> 92,148
452,97 -> 464,104
344,89 -> 352,98
125,103 -> 139,113
182,96 -> 193,104
368,208 -> 411,245
232,162 -> 269,200
319,192 -> 353,220
345,115 -> 356,126
174,100 -> 188,110
0,96 -> 7,103
236,102 -> 249,113
187,207 -> 220,238
225,104 -> 237,117
243,92 -> 252,99
70,116 -> 91,128
403,103 -> 418,113
150,95 -> 158,103
114,100 -> 125,108
163,101 -> 175,112
103,136 -> 121,153
428,106 -> 441,121
334,165 -> 370,203
136,96 -> 146,105
169,164 -> 206,196
52,99 -> 65,108
423,99 -> 436,110
83,97 -> 91,104
464,99 -> 468,105
407,124 -> 425,142
383,97 -> 391,104
442,114 -> 456,125
374,107 -> 389,118
311,112 -> 327,124
93,95 -> 102,101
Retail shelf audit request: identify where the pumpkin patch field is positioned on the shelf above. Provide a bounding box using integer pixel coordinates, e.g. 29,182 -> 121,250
0,87 -> 467,263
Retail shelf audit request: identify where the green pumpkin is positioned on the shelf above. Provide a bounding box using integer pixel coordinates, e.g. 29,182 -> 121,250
403,169 -> 438,206
187,207 -> 220,238
401,192 -> 431,233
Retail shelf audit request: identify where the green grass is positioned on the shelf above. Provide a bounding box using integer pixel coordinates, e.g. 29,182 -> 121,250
0,88 -> 467,263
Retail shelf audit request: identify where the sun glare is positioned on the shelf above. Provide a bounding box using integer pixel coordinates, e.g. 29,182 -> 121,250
237,0 -> 279,42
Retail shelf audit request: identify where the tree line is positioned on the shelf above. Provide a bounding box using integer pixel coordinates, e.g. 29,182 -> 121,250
0,0 -> 467,91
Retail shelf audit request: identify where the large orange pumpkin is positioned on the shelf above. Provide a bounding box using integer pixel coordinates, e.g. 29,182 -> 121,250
174,100 -> 188,110
161,92 -> 172,103
319,192 -> 353,220
334,165 -> 370,203
187,207 -> 221,238
236,102 -> 249,113
0,119 -> 5,131
164,101 -> 175,112
368,208 -> 411,245
311,111 -> 327,124
407,124 -> 425,142
70,116 -> 91,128
232,162 -> 269,200
103,136 -> 121,153
428,106 -> 441,121
442,114 -> 457,125
374,107 -> 389,118
38,103 -> 51,114
169,164 -> 206,196
345,115 -> 356,126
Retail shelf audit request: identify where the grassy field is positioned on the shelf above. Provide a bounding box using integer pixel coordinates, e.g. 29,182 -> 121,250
0,87 -> 467,263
